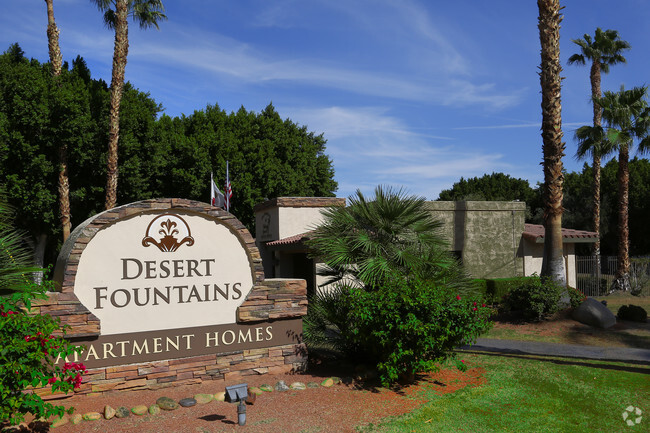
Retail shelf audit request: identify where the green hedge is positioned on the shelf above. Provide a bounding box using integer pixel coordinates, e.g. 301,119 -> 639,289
472,276 -> 541,304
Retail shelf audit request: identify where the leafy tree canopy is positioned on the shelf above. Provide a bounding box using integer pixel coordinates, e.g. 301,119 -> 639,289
437,172 -> 542,221
0,45 -> 337,267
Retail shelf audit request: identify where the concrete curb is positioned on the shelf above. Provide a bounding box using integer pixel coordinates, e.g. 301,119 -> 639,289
458,338 -> 650,365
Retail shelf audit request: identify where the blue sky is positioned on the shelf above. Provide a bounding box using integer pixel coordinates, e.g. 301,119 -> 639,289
2,0 -> 650,200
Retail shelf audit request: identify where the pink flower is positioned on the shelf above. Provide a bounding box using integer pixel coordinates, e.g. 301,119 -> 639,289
472,307 -> 477,311
48,377 -> 57,385
460,360 -> 465,363
481,304 -> 486,308
456,295 -> 461,300
473,302 -> 477,306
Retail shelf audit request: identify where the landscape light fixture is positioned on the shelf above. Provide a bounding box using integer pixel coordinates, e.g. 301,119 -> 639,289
225,383 -> 248,426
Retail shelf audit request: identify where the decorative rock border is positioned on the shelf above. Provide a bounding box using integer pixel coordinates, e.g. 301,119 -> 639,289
48,378 -> 343,429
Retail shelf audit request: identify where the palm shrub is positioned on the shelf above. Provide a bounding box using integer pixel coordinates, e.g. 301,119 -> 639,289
0,191 -> 39,296
0,192 -> 84,426
305,186 -> 490,384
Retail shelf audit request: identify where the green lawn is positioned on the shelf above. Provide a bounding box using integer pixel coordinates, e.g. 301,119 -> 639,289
359,353 -> 650,433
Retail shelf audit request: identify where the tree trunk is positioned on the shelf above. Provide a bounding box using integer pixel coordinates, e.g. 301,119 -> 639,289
612,144 -> 631,291
45,0 -> 71,241
590,59 -> 602,282
45,0 -> 62,76
538,0 -> 566,286
105,0 -> 129,210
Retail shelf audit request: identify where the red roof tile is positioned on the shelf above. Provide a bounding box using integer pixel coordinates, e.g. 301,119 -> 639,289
265,231 -> 314,246
523,223 -> 598,243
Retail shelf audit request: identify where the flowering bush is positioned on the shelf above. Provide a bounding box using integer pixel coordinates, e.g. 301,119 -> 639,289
306,276 -> 492,386
0,287 -> 85,425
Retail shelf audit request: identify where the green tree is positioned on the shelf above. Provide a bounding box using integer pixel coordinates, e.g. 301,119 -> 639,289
91,0 -> 166,210
569,28 -> 630,270
437,172 -> 542,221
537,0 -> 566,286
595,87 -> 650,291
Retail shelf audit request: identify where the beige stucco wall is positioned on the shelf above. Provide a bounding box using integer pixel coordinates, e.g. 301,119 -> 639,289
523,241 -> 577,287
426,201 -> 526,279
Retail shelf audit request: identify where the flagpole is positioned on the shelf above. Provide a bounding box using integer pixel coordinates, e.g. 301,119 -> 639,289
210,171 -> 213,205
226,161 -> 230,212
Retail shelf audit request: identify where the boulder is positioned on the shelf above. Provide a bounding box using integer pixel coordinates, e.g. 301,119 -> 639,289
104,405 -> 116,420
148,404 -> 161,415
572,298 -> 616,328
274,381 -> 289,392
194,393 -> 214,404
179,398 -> 197,408
115,406 -> 130,418
156,397 -> 179,411
70,414 -> 83,425
131,405 -> 148,415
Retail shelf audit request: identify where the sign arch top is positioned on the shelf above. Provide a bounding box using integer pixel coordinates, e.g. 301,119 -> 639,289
54,199 -> 264,337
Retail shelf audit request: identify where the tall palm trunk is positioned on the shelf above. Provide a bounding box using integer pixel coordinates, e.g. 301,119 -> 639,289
590,60 -> 602,280
45,0 -> 71,242
613,144 -> 631,291
105,0 -> 129,210
538,0 -> 566,286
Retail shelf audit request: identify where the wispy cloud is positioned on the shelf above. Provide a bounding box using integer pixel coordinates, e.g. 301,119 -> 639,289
454,121 -> 588,130
284,105 -> 513,199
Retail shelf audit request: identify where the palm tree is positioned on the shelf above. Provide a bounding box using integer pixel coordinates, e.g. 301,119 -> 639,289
308,185 -> 455,290
568,28 -> 630,274
92,0 -> 166,210
44,0 -> 72,242
595,86 -> 650,291
537,0 -> 566,286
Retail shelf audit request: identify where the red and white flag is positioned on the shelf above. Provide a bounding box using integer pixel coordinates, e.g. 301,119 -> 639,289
210,172 -> 225,208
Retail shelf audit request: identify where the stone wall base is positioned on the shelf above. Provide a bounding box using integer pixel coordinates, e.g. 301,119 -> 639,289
36,343 -> 307,400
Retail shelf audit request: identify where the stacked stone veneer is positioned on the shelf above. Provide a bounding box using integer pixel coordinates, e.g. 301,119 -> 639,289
35,198 -> 307,399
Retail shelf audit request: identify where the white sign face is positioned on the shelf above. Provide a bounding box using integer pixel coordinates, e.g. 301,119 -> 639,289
74,212 -> 254,335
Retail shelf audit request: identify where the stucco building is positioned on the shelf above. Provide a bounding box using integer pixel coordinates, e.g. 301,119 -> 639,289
254,198 -> 597,293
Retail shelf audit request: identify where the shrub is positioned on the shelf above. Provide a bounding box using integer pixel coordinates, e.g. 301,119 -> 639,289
473,277 -> 541,304
501,277 -> 564,321
567,286 -> 587,309
0,286 -> 86,426
617,305 -> 648,322
306,276 -> 491,386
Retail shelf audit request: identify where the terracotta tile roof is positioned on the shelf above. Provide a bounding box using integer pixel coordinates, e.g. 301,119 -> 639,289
523,223 -> 598,243
265,231 -> 314,246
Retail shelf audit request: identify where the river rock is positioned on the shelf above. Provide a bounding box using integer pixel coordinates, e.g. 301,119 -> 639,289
50,416 -> 68,428
259,384 -> 274,392
148,404 -> 161,415
290,382 -> 306,390
249,386 -> 263,395
179,398 -> 197,407
104,405 -> 116,420
115,406 -> 130,418
70,414 -> 82,425
214,391 -> 226,402
307,382 -> 320,388
115,406 -> 131,418
321,378 -> 334,387
82,412 -> 101,421
131,405 -> 148,415
572,297 -> 616,328
274,380 -> 290,392
194,393 -> 213,404
156,397 -> 179,411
